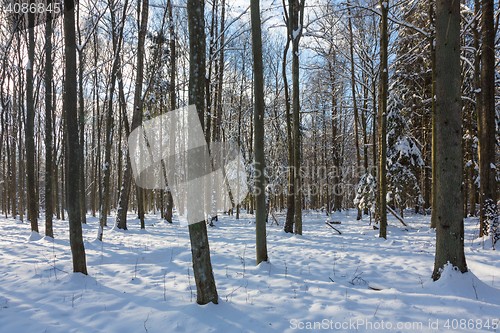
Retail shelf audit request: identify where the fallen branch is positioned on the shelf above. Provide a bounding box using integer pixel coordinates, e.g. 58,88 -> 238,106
325,222 -> 342,235
387,206 -> 408,227
270,210 -> 279,226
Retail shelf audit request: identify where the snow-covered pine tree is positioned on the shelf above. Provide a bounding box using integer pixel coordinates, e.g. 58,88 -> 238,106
386,87 -> 424,216
392,0 -> 433,213
463,128 -> 479,217
353,173 -> 376,216
488,201 -> 499,249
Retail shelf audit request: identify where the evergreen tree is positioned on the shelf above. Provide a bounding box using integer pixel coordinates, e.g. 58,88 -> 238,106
386,88 -> 424,214
354,173 -> 376,215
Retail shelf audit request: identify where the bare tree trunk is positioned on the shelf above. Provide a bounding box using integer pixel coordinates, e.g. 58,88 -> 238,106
91,29 -> 100,218
204,0 -> 218,145
432,0 -> 467,280
291,0 -> 304,235
378,0 -> 388,239
26,13 -> 38,233
64,0 -> 88,275
283,29 -> 294,233
235,44 -> 246,221
478,0 -> 498,238
45,9 -> 54,238
361,74 -> 370,215
251,0 -> 268,265
115,0 -> 149,231
11,97 -> 17,219
187,0 -> 218,305
98,0 -> 128,239
214,0 -> 225,144
330,61 -> 342,212
467,0 -> 481,218
430,0 -> 437,228
164,0 -> 176,223
76,3 -> 86,224
372,78 -> 378,222
347,2 -> 362,220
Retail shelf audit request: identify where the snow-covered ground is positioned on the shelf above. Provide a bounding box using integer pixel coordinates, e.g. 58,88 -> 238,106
0,210 -> 499,333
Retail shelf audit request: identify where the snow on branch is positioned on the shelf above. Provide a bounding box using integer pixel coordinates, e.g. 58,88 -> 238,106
348,4 -> 429,38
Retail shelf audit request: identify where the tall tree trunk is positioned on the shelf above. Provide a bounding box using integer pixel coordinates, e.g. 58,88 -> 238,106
291,0 -> 304,235
91,29 -> 100,218
347,2 -> 362,220
99,80 -> 114,233
378,0 -> 388,239
64,0 -> 88,275
283,31 -> 294,233
361,74 -> 370,215
164,0 -> 176,223
187,0 -> 218,305
478,0 -> 498,238
10,99 -> 17,219
372,77 -> 378,221
236,48 -> 246,221
251,0 -> 268,265
18,79 -> 25,223
330,61 -> 342,212
26,13 -> 38,233
45,9 -> 54,238
214,0 -> 225,144
204,0 -> 218,145
430,0 -> 437,228
115,0 -> 149,231
432,0 -> 467,280
468,0 -> 481,218
98,0 -> 128,239
76,3 -> 87,224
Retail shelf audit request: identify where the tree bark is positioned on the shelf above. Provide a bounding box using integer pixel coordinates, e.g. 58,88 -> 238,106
291,0 -> 304,235
115,0 -> 149,231
378,0 -> 388,239
98,0 -> 128,238
467,0 -> 481,218
330,61 -> 342,212
347,2 -> 362,220
77,4 -> 87,224
164,0 -> 176,224
187,0 -> 218,305
430,0 -> 437,228
283,28 -> 294,233
432,0 -> 467,280
236,45 -> 246,221
64,0 -> 88,275
45,8 -> 54,238
478,0 -> 498,238
251,0 -> 268,265
26,13 -> 38,233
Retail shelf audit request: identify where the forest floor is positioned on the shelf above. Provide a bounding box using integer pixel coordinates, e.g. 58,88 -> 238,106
0,209 -> 499,333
